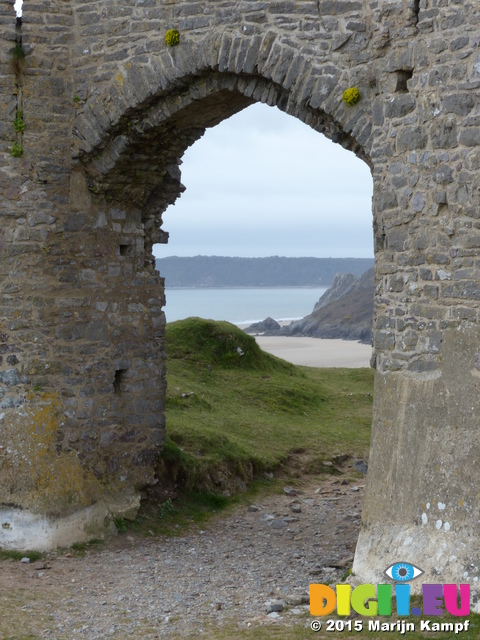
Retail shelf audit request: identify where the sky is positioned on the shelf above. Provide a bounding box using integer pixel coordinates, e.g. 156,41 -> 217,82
155,102 -> 374,260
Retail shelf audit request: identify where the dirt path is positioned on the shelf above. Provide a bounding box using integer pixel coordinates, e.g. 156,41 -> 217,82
0,477 -> 364,639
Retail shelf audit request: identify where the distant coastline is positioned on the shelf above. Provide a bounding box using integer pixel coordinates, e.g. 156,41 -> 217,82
165,285 -> 333,290
156,255 -> 374,288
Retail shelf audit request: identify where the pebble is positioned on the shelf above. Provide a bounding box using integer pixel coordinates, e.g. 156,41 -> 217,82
353,459 -> 368,475
265,599 -> 284,612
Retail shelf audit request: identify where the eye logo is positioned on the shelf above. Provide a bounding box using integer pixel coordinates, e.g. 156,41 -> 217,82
384,562 -> 424,582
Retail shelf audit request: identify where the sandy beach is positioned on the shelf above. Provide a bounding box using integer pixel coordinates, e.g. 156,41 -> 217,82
254,336 -> 372,368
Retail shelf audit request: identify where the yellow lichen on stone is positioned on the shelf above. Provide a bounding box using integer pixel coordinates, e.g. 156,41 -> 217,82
165,29 -> 180,47
342,87 -> 361,106
0,392 -> 102,514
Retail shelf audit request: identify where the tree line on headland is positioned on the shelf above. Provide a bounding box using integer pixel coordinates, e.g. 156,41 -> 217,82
155,256 -> 374,288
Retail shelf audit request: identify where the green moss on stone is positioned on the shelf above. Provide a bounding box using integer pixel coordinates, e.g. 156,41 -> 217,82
13,110 -> 25,133
10,141 -> 23,157
165,29 -> 180,47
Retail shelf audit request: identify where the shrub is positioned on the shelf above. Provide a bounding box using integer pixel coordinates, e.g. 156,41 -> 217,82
10,141 -> 23,157
10,43 -> 25,76
13,110 -> 25,133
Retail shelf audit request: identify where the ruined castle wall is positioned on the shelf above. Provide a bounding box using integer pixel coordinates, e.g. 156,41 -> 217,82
0,0 -> 479,601
0,0 -> 167,532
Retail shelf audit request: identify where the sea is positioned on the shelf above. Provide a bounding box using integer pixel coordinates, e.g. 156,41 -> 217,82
163,287 -> 328,326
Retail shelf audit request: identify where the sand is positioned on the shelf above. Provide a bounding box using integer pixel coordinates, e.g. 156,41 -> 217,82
254,336 -> 372,368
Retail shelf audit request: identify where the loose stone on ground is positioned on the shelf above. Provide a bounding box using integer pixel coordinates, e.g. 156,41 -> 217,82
0,477 -> 363,639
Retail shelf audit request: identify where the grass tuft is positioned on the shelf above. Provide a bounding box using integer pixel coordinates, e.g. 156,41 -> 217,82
0,549 -> 43,562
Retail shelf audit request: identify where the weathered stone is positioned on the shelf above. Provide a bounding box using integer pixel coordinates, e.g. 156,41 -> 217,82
432,165 -> 454,184
411,192 -> 425,212
384,94 -> 415,119
396,126 -> 428,152
430,116 -> 458,149
63,213 -> 87,231
443,93 -> 475,116
373,330 -> 395,350
424,285 -> 439,300
459,128 -> 480,147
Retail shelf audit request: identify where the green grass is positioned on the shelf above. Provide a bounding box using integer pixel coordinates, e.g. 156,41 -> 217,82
118,318 -> 374,536
119,489 -> 238,537
0,549 -> 43,563
163,318 -> 373,488
69,538 -> 105,556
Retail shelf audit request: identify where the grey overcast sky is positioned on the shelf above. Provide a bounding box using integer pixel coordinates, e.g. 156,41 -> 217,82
154,101 -> 374,260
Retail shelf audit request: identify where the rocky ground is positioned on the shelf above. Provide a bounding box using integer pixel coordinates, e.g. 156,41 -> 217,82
0,476 -> 364,639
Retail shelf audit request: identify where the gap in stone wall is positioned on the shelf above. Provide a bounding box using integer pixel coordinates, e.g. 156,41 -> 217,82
119,243 -> 133,257
412,0 -> 420,24
394,69 -> 413,93
113,369 -> 127,395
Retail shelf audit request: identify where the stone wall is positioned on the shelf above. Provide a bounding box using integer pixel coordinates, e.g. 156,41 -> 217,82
0,0 -> 479,607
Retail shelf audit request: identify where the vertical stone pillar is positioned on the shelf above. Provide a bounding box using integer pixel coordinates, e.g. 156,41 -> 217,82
0,0 -> 166,549
355,117 -> 480,610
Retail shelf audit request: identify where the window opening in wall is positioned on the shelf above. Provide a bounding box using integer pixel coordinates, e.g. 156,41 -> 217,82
375,232 -> 387,253
113,369 -> 127,395
412,0 -> 420,24
394,69 -> 413,93
119,244 -> 133,257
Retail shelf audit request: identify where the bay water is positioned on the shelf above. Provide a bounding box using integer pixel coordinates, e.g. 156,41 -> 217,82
163,287 -> 328,325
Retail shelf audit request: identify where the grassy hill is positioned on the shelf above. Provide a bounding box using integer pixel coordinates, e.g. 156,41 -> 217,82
158,318 -> 374,498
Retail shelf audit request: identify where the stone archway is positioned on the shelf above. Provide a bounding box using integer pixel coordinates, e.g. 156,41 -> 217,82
0,0 -> 479,608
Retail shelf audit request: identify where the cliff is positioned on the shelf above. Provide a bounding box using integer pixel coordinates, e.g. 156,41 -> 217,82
283,268 -> 374,344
